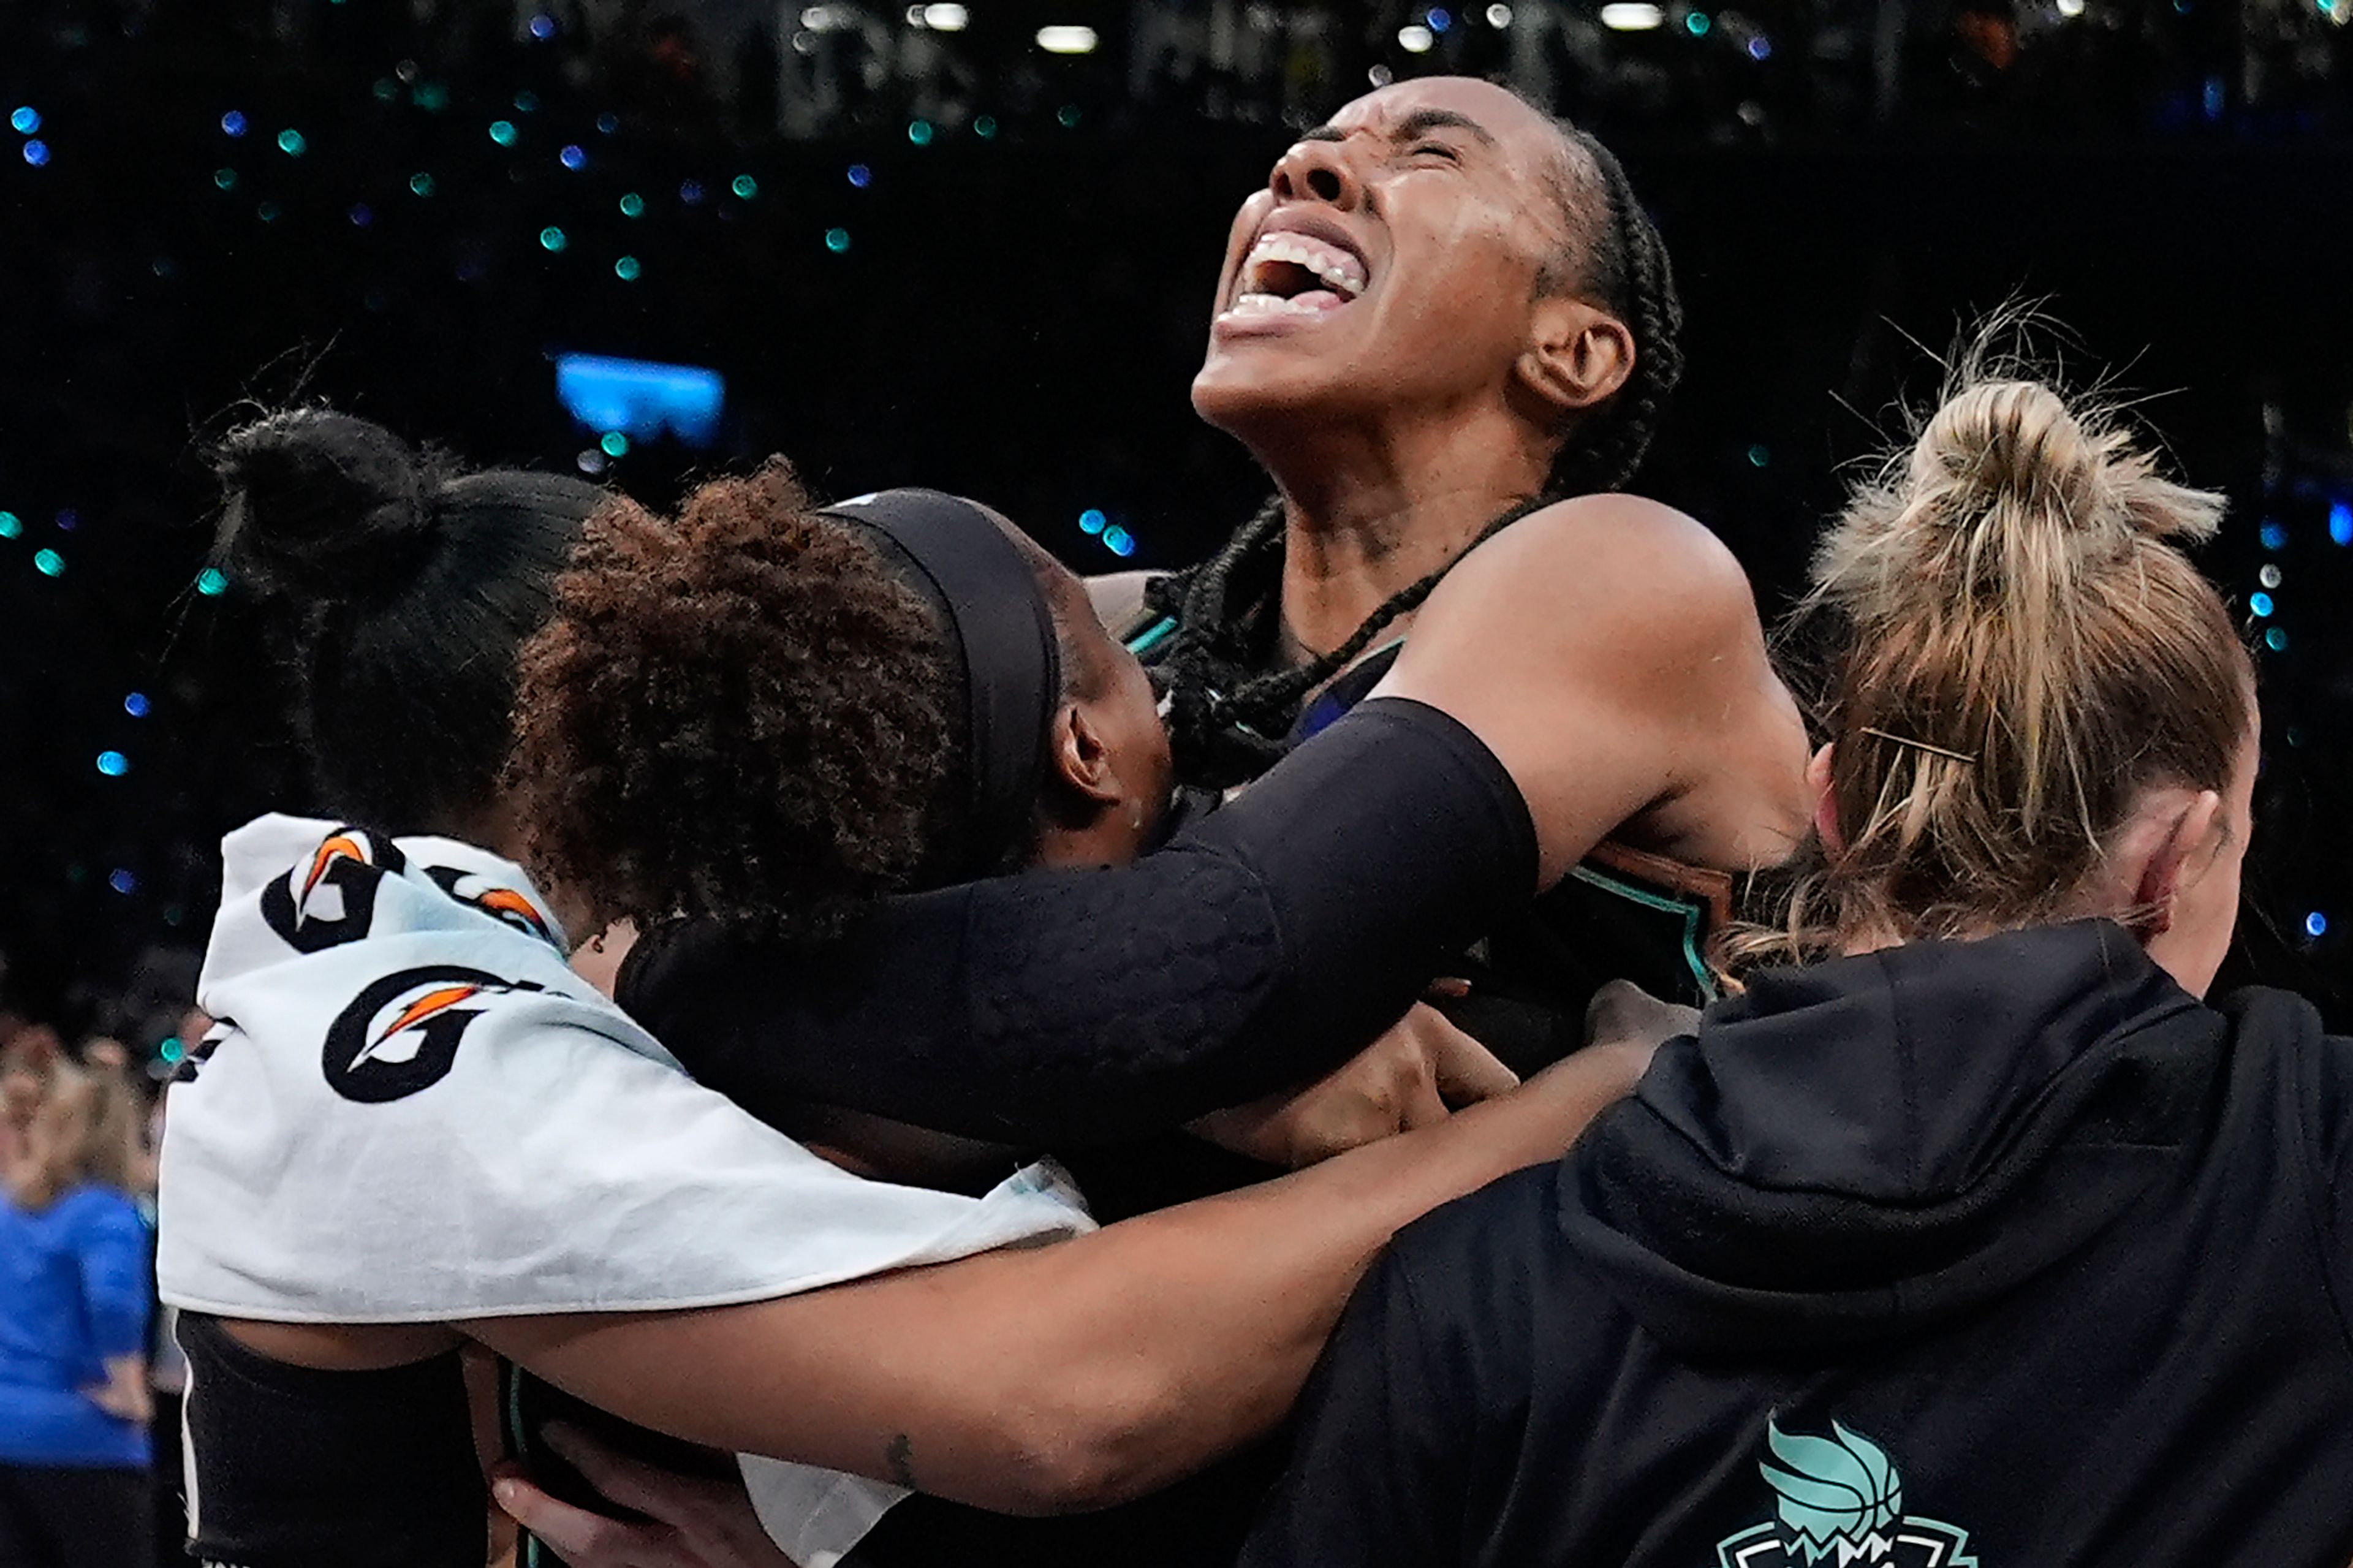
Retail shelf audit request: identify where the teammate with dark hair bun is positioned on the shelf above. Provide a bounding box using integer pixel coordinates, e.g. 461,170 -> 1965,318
212,409 -> 605,836
157,409 -> 1657,1568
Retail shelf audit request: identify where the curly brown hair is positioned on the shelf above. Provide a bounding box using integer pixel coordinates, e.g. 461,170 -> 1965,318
507,461 -> 963,943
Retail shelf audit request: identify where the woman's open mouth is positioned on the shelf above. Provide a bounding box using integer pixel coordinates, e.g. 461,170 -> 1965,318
1218,229 -> 1368,326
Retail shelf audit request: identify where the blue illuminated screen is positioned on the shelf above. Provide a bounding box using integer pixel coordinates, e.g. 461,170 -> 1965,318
554,352 -> 726,447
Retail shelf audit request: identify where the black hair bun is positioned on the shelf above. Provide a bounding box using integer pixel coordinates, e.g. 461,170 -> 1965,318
211,409 -> 449,601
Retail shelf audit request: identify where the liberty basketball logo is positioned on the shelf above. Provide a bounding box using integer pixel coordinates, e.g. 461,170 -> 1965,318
260,828 -> 406,953
321,965 -> 544,1104
1712,1419 -> 1977,1568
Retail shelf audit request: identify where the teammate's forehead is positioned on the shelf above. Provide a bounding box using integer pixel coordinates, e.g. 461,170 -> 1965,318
1316,77 -> 1562,163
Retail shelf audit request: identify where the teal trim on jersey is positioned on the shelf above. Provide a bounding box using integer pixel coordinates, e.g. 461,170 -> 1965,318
1126,616 -> 1178,657
1565,862 -> 1721,1002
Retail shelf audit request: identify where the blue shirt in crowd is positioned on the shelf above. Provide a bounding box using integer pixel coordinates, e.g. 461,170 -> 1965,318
0,1182 -> 153,1468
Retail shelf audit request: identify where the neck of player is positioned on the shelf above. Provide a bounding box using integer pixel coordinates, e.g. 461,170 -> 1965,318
1252,400 -> 1558,670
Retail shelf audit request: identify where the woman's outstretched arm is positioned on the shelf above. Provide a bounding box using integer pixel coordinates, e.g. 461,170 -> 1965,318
460,1042 -> 1648,1517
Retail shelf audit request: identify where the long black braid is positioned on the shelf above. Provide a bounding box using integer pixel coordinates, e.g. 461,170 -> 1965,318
1148,124 -> 1686,788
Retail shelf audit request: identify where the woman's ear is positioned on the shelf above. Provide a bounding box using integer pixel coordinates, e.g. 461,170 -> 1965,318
1808,743 -> 1844,854
2109,786 -> 2226,938
1517,301 -> 1634,420
1048,703 -> 1121,806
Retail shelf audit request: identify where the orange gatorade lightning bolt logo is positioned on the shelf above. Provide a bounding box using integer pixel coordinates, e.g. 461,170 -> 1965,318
423,866 -> 562,949
321,966 -> 544,1104
300,833 -> 371,911
358,984 -> 485,1064
261,827 -> 407,954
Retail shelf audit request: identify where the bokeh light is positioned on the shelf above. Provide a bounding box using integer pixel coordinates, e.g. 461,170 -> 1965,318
680,179 -> 706,204
529,13 -> 558,39
108,869 -> 137,895
1078,508 -> 1107,535
32,548 -> 63,576
409,172 -> 435,197
539,225 -> 567,252
21,140 -> 48,167
613,254 -> 642,281
2260,520 -> 2289,550
619,191 -> 645,217
600,431 -> 629,457
0,512 -> 18,539
195,567 -> 229,596
96,751 -> 130,778
2267,627 -> 2290,651
974,115 -> 998,138
2251,591 -> 2275,617
560,143 -> 587,170
10,107 -> 39,134
219,109 -> 246,135
825,226 -> 851,252
488,119 -> 518,146
907,119 -> 934,145
732,173 -> 758,198
847,162 -> 873,187
276,127 -> 306,156
2309,911 -> 2332,937
1102,525 -> 1136,558
124,692 -> 150,718
2332,500 -> 2353,545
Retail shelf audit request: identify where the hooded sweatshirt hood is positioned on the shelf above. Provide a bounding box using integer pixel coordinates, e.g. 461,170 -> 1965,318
1559,920 -> 2224,1355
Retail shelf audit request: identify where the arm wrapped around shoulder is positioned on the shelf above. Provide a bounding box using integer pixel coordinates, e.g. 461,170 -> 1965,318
621,697 -> 1536,1145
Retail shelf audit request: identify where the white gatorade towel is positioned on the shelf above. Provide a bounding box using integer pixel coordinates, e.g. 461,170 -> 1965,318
159,816 -> 1091,1559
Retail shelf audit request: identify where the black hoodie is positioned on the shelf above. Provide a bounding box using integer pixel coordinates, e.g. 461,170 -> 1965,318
1237,920 -> 2353,1567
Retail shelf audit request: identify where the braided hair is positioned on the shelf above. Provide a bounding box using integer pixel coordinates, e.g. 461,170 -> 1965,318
1150,122 -> 1684,789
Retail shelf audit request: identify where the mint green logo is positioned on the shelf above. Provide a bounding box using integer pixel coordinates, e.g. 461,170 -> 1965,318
1711,1418 -> 1977,1568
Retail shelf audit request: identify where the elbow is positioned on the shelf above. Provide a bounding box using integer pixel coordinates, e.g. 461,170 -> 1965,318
987,1369 -> 1197,1516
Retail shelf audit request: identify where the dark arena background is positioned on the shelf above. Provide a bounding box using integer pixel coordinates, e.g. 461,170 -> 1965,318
2,0 -> 2351,1062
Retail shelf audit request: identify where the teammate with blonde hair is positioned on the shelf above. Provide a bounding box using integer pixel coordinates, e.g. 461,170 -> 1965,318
1237,363 -> 2353,1566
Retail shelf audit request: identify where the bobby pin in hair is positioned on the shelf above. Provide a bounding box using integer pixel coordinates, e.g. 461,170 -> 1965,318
1857,727 -> 1978,765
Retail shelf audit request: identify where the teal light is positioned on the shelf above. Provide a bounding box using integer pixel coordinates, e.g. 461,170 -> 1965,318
214,167 -> 237,190
412,81 -> 449,112
1686,9 -> 1711,32
539,225 -> 567,252
195,566 -> 229,596
158,1036 -> 186,1065
613,254 -> 641,281
0,512 -> 20,540
276,127 -> 307,156
1746,442 -> 1770,468
96,751 -> 130,777
2249,591 -> 2275,618
825,227 -> 851,253
600,431 -> 630,458
974,114 -> 998,138
256,202 -> 281,222
618,191 -> 645,218
32,548 -> 63,577
907,119 -> 934,145
731,173 -> 758,199
2265,627 -> 2289,652
489,119 -> 518,147
1056,104 -> 1081,128
409,172 -> 435,197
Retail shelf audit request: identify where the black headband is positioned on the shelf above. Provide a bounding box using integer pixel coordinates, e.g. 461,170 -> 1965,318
820,488 -> 1063,880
